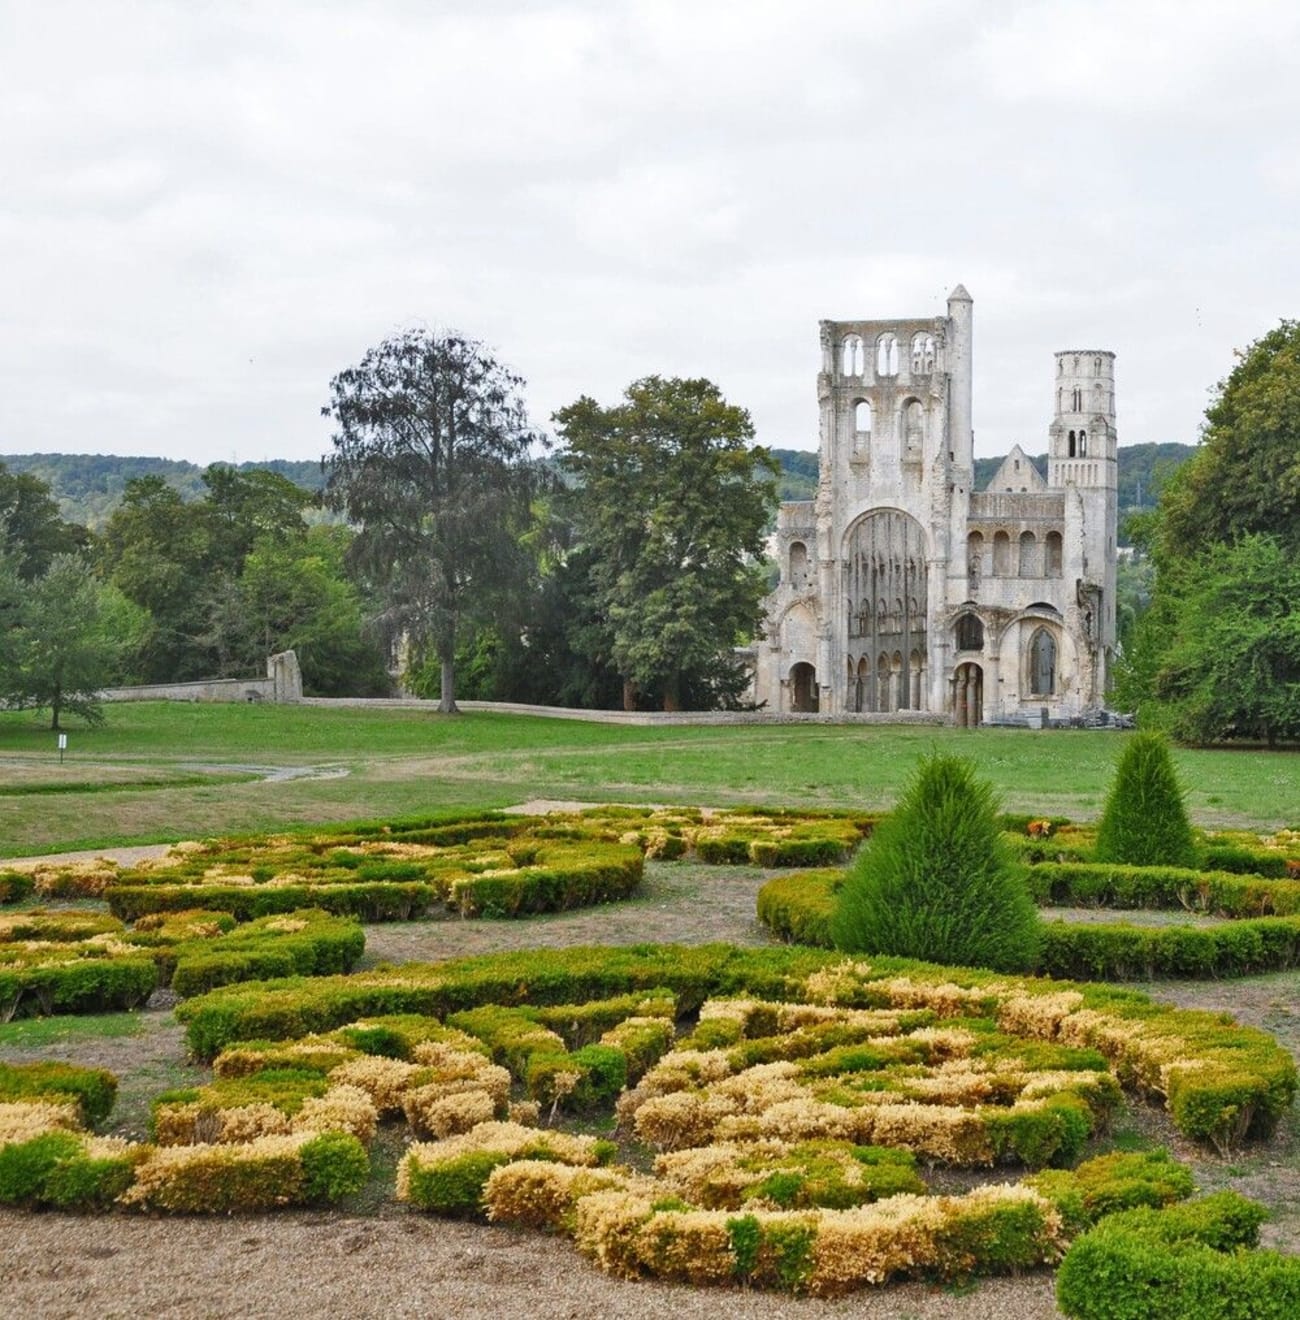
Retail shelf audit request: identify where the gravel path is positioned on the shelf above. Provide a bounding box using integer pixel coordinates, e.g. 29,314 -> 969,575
0,1211 -> 1062,1319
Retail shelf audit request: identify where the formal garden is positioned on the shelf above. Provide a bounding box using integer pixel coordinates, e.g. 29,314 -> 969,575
2,713 -> 1300,1318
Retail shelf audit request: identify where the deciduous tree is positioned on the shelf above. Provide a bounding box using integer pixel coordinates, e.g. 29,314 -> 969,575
4,555 -> 145,729
322,329 -> 544,712
554,376 -> 777,710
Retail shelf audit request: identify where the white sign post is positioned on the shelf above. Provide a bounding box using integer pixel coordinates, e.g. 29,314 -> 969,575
57,732 -> 67,764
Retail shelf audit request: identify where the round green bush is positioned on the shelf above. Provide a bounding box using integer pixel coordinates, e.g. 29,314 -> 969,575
1094,732 -> 1198,869
830,753 -> 1041,973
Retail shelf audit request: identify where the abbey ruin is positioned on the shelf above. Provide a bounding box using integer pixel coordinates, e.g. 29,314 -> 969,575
750,287 -> 1117,724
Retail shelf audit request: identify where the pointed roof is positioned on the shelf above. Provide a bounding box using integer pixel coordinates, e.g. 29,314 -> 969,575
947,283 -> 972,303
985,444 -> 1047,494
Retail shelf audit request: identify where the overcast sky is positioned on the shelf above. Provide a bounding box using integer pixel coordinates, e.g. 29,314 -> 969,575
1,0 -> 1297,467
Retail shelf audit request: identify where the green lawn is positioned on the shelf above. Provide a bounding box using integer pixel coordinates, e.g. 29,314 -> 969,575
2,703 -> 1297,855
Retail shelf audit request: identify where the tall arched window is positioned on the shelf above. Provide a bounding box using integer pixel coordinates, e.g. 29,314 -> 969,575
902,399 -> 924,454
876,334 -> 898,377
1019,531 -> 1037,577
788,540 -> 808,588
955,612 -> 984,651
910,333 -> 935,374
1045,530 -> 1063,576
854,398 -> 872,435
992,531 -> 1011,576
841,335 -> 863,377
1029,629 -> 1056,696
1068,430 -> 1077,458
966,530 -> 984,578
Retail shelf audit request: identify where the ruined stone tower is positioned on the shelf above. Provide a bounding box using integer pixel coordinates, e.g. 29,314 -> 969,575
750,288 -> 1117,724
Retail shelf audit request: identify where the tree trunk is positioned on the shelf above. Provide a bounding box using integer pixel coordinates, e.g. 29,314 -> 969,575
438,647 -> 459,714
622,678 -> 638,712
50,689 -> 62,732
662,678 -> 681,712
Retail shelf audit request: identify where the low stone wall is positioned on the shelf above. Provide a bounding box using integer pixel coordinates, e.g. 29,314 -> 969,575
300,696 -> 946,727
99,677 -> 279,704
99,651 -> 302,705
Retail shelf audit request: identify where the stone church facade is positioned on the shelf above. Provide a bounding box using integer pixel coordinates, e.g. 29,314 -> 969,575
750,287 -> 1117,724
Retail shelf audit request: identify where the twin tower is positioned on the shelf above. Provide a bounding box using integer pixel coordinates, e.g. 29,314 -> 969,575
749,286 -> 1117,724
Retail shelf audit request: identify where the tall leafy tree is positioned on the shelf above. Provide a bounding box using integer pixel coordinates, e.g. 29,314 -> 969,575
555,376 -> 777,710
235,526 -> 390,697
4,555 -> 145,729
1157,320 -> 1300,558
1118,322 -> 1300,742
0,462 -> 88,580
99,476 -> 210,681
322,329 -> 545,712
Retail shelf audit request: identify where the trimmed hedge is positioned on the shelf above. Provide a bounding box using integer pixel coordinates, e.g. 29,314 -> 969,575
0,1062 -> 118,1126
175,943 -> 1296,1156
1038,915 -> 1300,981
1027,861 -> 1300,917
108,880 -> 434,923
762,866 -> 1300,982
1057,1191 -> 1300,1320
0,955 -> 157,1018
0,909 -> 364,1016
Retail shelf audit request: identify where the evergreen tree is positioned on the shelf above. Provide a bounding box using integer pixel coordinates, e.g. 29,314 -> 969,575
831,753 -> 1041,973
1093,732 -> 1198,868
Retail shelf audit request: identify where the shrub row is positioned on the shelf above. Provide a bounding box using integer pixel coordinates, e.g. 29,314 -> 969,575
1027,861 -> 1300,917
175,944 -> 1295,1155
762,866 -> 1300,983
1056,1191 -> 1300,1320
569,1182 -> 1062,1294
0,909 -> 364,1016
0,1062 -> 118,1127
0,1090 -> 369,1213
1038,915 -> 1300,982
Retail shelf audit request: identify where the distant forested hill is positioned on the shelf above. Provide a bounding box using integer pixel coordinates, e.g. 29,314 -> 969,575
2,442 -> 1196,532
0,454 -> 325,527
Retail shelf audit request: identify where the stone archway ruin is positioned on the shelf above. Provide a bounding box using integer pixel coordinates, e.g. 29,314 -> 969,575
843,510 -> 928,712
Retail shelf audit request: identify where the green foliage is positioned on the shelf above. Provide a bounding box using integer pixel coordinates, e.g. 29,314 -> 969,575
1160,321 -> 1300,558
1028,1148 -> 1195,1237
1119,323 -> 1300,740
402,1150 -> 512,1216
0,1061 -> 118,1125
1056,1192 -> 1299,1320
323,328 -> 545,712
0,461 -> 88,579
1094,733 -> 1197,867
1149,536 -> 1300,745
2,553 -> 146,729
298,1131 -> 370,1202
756,869 -> 843,946
830,754 -> 1041,973
554,375 -> 778,710
175,941 -> 1295,1156
0,1131 -> 85,1204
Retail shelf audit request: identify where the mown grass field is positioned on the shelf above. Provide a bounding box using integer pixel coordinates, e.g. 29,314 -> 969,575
2,702 -> 1297,855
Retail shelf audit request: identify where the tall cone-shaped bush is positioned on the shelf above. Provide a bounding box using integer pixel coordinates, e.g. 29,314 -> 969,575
830,753 -> 1041,973
1093,732 -> 1198,868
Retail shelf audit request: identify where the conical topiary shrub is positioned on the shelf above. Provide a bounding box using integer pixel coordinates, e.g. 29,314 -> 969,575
830,752 -> 1042,973
1093,731 -> 1198,869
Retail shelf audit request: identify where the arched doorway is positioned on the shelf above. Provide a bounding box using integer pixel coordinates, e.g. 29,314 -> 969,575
953,663 -> 983,728
790,662 -> 819,713
843,509 -> 928,712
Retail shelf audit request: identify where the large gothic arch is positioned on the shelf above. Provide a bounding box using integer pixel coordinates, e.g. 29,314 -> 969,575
843,509 -> 928,711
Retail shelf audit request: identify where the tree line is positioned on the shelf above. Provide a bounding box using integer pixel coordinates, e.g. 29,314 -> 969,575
3,317 -> 1289,741
0,329 -> 778,725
